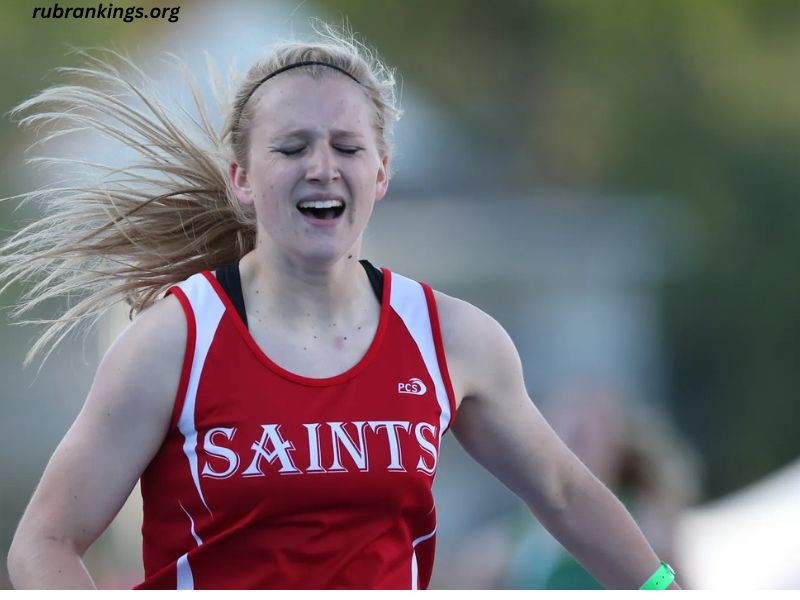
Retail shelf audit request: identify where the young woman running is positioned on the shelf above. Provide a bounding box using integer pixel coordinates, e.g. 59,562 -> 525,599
3,24 -> 680,590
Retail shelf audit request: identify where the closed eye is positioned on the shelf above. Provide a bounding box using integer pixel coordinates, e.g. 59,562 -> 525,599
334,146 -> 361,155
274,146 -> 361,156
276,147 -> 305,156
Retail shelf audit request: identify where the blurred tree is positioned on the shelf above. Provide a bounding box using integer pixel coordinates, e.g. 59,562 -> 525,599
317,0 -> 800,499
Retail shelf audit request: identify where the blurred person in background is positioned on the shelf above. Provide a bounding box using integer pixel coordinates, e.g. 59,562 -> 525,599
503,381 -> 700,589
3,21 -> 681,590
430,381 -> 700,590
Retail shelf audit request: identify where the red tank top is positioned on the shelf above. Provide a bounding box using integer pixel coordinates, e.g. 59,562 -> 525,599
135,267 -> 457,589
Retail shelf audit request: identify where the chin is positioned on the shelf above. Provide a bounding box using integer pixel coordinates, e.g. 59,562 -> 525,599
291,244 -> 353,266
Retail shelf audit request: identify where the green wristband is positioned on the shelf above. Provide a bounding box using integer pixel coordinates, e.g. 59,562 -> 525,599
640,561 -> 676,590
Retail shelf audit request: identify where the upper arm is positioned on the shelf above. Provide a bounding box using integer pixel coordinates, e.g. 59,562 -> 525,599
12,294 -> 187,555
436,292 -> 586,517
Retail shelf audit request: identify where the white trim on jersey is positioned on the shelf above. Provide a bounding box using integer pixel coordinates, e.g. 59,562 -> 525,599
388,272 -> 453,445
176,553 -> 194,590
411,551 -> 418,590
177,503 -> 202,590
171,273 -> 226,591
180,501 -> 203,546
410,527 -> 437,590
389,272 -> 450,590
176,273 -> 225,518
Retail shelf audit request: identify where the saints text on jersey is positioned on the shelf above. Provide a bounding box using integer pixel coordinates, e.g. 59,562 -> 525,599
199,420 -> 439,478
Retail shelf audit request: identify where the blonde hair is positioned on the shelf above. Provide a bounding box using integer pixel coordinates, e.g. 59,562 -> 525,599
0,22 -> 402,366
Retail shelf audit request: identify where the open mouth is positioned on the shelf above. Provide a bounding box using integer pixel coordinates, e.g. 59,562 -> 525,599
296,199 -> 345,220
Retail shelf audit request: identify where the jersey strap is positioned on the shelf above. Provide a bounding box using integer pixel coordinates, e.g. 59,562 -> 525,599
388,272 -> 457,440
213,259 -> 384,330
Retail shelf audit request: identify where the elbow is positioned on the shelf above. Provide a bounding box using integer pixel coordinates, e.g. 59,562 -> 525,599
7,531 -> 29,588
528,458 -> 593,525
7,524 -> 47,588
7,528 -> 93,590
541,478 -> 572,517
7,526 -> 75,588
524,470 -> 573,522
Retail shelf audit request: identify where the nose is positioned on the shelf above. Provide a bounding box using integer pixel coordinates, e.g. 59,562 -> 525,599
304,143 -> 339,184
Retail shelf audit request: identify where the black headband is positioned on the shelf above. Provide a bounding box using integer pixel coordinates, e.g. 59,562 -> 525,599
237,61 -> 361,119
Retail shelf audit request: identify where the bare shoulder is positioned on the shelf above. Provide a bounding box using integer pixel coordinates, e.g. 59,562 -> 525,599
65,290 -> 189,499
432,289 -> 523,407
431,289 -> 576,515
113,292 -> 187,370
95,292 -> 187,422
74,291 -> 189,460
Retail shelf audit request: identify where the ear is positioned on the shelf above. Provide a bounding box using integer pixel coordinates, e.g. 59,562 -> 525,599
229,162 -> 254,206
374,155 -> 389,203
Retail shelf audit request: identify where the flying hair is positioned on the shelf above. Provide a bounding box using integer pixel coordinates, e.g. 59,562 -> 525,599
0,20 -> 402,367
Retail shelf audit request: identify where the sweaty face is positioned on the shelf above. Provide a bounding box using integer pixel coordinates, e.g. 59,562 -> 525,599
231,73 -> 388,265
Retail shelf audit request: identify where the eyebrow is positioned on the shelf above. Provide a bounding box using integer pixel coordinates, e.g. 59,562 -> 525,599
272,128 -> 365,142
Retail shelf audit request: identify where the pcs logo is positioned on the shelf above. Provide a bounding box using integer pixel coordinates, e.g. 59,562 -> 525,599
398,377 -> 427,396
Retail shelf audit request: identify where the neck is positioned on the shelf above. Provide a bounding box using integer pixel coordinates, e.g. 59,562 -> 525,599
239,242 -> 373,328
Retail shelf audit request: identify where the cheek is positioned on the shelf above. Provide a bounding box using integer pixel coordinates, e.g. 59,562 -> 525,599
253,189 -> 288,235
252,166 -> 293,211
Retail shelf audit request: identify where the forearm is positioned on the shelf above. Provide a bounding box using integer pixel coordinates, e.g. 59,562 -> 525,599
537,468 -> 681,589
8,537 -> 97,589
